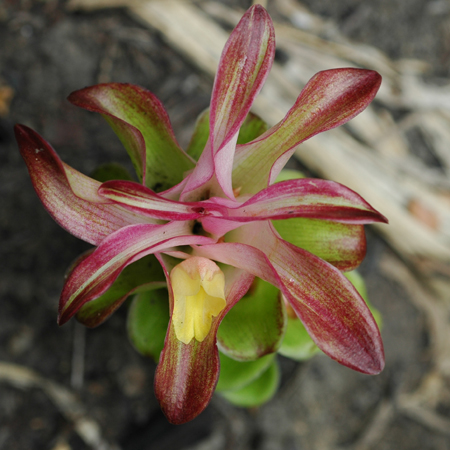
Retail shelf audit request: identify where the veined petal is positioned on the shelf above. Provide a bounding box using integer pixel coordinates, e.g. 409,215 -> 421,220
269,171 -> 368,270
186,109 -> 269,162
181,5 -> 275,199
98,180 -> 224,220
232,69 -> 382,194
14,124 -> 147,246
63,163 -> 109,203
265,240 -> 384,375
200,216 -> 243,237
194,223 -> 384,375
179,138 -> 215,202
210,5 -> 274,152
155,257 -> 253,424
226,179 -> 388,224
68,83 -> 195,192
159,175 -> 190,201
273,218 -> 366,271
76,254 -> 167,328
155,321 -> 219,425
58,221 -> 215,325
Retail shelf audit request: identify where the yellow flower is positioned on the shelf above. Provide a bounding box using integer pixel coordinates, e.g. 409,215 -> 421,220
170,257 -> 226,344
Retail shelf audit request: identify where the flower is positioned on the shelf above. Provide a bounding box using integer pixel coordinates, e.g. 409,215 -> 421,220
170,256 -> 226,344
15,5 -> 387,424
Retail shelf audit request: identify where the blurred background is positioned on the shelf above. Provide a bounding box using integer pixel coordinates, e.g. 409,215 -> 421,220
1,0 -> 450,449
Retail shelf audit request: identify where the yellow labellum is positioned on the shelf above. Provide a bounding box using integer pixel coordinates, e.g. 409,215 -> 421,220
170,257 -> 226,345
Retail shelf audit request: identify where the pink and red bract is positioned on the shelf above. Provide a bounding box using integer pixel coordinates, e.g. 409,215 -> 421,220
15,5 -> 387,424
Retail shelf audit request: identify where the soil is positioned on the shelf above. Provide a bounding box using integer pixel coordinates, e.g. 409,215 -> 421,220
0,0 -> 449,449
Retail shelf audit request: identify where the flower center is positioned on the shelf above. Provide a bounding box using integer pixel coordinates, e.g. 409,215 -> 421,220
170,257 -> 226,344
